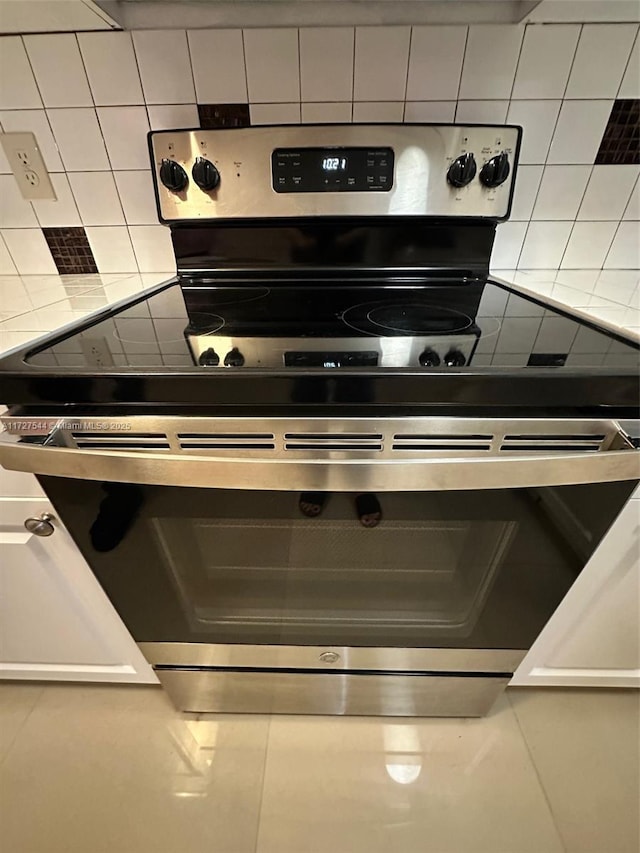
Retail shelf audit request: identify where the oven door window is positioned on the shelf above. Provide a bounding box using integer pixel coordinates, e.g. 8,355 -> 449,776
41,480 -> 636,650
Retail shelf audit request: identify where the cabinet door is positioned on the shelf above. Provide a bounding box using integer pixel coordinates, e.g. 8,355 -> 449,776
511,495 -> 640,688
0,497 -> 157,683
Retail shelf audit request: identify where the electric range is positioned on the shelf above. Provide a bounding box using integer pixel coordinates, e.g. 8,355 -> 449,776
0,124 -> 638,718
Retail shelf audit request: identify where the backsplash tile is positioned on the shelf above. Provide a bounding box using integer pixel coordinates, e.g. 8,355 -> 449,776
595,100 -> 640,165
0,23 -> 638,276
42,227 -> 97,274
197,103 -> 250,129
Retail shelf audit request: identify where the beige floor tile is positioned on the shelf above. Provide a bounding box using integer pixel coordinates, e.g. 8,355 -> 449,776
510,688 -> 640,853
256,694 -> 564,853
0,682 -> 43,763
0,684 -> 269,853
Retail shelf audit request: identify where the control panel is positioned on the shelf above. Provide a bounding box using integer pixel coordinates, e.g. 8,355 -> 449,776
272,147 -> 394,193
187,333 -> 479,370
149,124 -> 521,222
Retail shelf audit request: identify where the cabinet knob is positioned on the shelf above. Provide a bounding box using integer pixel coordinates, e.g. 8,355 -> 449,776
24,512 -> 55,537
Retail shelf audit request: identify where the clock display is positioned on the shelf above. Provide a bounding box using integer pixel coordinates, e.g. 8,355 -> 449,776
322,157 -> 347,171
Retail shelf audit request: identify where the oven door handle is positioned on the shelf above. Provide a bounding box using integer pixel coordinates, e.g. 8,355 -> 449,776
0,430 -> 638,491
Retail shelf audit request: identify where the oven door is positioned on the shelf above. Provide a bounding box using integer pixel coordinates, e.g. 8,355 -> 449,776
1,416 -> 638,715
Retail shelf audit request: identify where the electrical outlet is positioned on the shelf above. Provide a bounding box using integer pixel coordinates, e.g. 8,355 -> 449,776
0,131 -> 56,200
80,337 -> 115,368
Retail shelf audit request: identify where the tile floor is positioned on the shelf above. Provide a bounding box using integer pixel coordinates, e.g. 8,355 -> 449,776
0,683 -> 638,853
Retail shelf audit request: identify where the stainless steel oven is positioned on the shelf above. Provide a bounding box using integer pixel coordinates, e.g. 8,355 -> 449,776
1,414 -> 638,715
1,123 -> 639,716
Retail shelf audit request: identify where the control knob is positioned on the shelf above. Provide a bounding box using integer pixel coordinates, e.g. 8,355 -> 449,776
159,158 -> 188,192
198,348 -> 219,366
192,157 -> 220,191
418,349 -> 441,367
444,350 -> 466,367
224,347 -> 245,367
479,152 -> 510,188
446,153 -> 477,188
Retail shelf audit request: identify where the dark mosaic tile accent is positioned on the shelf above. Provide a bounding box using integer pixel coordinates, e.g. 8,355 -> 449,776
198,103 -> 251,129
42,227 -> 98,275
595,99 -> 639,165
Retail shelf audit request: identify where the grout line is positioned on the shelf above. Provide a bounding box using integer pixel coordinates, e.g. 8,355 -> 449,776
252,714 -> 273,853
240,30 -> 252,122
0,685 -> 46,772
183,29 -> 198,108
351,26 -> 356,122
401,25 -> 413,121
239,28 -> 250,106
615,24 -> 639,99
507,692 -> 570,853
506,21 -> 527,102
453,26 -> 470,121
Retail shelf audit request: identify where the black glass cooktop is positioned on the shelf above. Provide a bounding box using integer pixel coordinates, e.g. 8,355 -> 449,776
22,279 -> 639,373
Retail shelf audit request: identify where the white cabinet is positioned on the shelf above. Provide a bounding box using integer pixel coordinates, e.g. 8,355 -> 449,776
512,493 -> 640,688
0,496 -> 157,684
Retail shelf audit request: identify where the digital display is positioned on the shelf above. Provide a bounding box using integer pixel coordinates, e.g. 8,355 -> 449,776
322,157 -> 347,171
272,147 -> 394,193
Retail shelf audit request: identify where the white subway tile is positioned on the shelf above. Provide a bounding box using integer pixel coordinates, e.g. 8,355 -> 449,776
512,25 -> 580,99
31,173 -> 81,227
0,110 -> 64,171
78,32 -> 144,106
129,225 -> 175,273
114,171 -> 158,225
566,24 -> 637,99
578,165 -> 639,221
459,26 -> 523,100
146,104 -> 199,131
404,101 -> 456,122
623,177 -> 639,220
244,29 -> 299,103
506,101 -> 561,164
47,108 -> 110,171
1,229 -> 57,274
301,103 -> 352,124
0,234 -> 17,274
531,165 -> 591,220
97,106 -> 150,170
352,102 -> 404,123
519,221 -> 573,268
300,28 -> 353,102
509,165 -> 543,221
0,37 -> 41,109
250,103 -> 300,125
86,226 -> 138,273
455,101 -> 509,124
618,31 -> 639,98
132,30 -> 195,105
23,34 -> 92,108
406,26 -> 466,101
188,29 -> 247,104
354,27 -> 411,101
604,222 -> 640,269
547,100 -> 612,165
0,175 -> 38,228
561,221 -> 618,268
68,172 -> 125,225
490,221 -> 527,268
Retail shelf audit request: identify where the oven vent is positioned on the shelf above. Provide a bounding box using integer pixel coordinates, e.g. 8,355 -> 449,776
178,432 -> 275,450
71,432 -> 170,450
500,434 -> 605,453
392,433 -> 493,451
284,433 -> 383,451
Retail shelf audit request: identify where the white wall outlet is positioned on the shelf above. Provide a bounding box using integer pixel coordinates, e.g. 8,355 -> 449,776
0,131 -> 57,201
